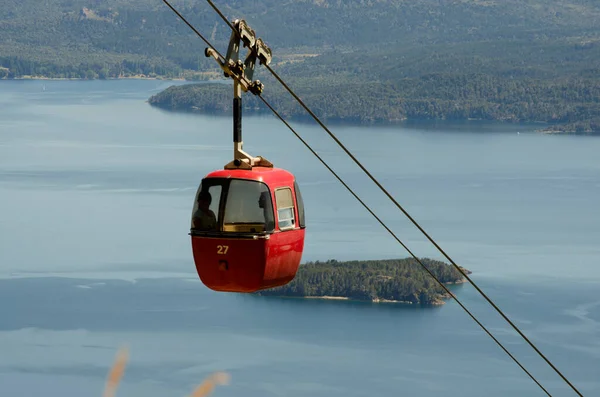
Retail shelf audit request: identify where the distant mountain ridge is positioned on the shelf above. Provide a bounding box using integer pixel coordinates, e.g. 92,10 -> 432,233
2,1 -> 599,131
1,0 -> 599,76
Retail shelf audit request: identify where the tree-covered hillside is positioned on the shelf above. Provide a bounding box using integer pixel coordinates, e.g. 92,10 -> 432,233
148,75 -> 600,128
2,0 -> 599,131
2,0 -> 599,78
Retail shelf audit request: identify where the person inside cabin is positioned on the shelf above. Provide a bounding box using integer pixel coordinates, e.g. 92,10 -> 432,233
258,191 -> 275,232
193,191 -> 217,231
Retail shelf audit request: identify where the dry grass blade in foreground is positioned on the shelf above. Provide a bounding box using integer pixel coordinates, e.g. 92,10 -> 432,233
102,347 -> 231,397
189,372 -> 231,397
103,346 -> 129,397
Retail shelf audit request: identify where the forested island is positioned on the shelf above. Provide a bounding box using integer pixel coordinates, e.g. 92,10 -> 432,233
2,0 -> 599,133
254,258 -> 472,306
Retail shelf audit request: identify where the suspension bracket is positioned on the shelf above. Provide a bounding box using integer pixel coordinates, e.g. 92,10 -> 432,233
204,19 -> 274,170
205,19 -> 271,96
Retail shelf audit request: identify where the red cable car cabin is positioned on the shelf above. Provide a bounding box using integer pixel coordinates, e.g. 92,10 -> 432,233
190,21 -> 306,292
190,166 -> 306,293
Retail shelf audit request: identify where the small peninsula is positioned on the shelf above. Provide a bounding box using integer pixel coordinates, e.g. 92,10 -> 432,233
538,118 -> 600,135
147,79 -> 600,133
255,258 -> 471,306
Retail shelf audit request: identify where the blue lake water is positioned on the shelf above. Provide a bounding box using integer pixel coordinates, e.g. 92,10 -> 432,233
1,79 -> 599,396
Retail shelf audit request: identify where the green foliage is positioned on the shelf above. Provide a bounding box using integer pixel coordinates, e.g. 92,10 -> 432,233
3,0 -> 599,131
255,258 -> 469,305
147,75 -> 600,128
540,117 -> 600,134
2,0 -> 599,77
0,54 -> 182,79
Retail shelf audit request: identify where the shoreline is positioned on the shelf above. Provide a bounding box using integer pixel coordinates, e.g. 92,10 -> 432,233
2,75 -> 188,81
539,128 -> 600,135
147,102 -> 553,130
6,77 -> 594,135
259,268 -> 472,306
262,294 -> 445,306
145,81 -> 599,133
0,72 -> 224,82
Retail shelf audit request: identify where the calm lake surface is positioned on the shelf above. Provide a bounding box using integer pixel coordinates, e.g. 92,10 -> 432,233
1,79 -> 599,397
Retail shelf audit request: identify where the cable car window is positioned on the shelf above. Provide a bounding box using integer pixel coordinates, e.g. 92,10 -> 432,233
223,179 -> 273,233
294,180 -> 305,228
275,187 -> 295,230
191,183 -> 221,231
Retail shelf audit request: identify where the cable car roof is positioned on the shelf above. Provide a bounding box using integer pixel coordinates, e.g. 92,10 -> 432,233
204,167 -> 296,185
